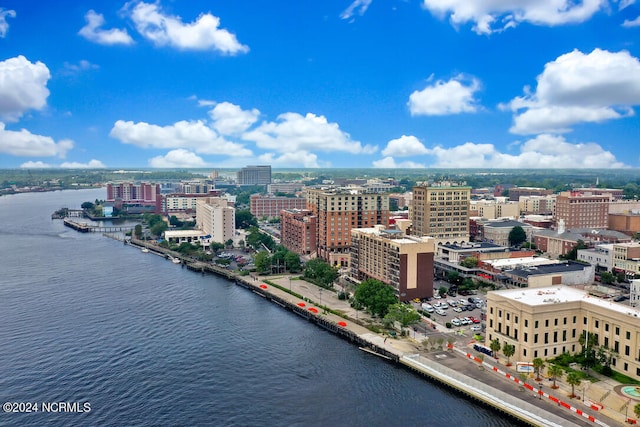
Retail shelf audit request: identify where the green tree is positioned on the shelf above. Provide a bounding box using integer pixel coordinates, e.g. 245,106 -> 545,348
236,209 -> 258,229
383,303 -> 421,331
209,241 -> 224,253
353,278 -> 398,317
254,251 -> 271,274
560,239 -> 588,261
566,372 -> 581,398
578,331 -> 598,372
446,271 -> 463,286
502,343 -> 515,366
284,251 -> 301,273
634,403 -> 640,420
134,224 -> 143,239
508,226 -> 527,247
490,338 -> 501,358
460,256 -> 479,268
303,258 -> 338,288
150,221 -> 167,237
533,357 -> 545,381
599,271 -> 615,285
548,364 -> 564,389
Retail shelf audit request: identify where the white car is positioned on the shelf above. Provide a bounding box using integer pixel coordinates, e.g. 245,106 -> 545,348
436,309 -> 447,316
453,307 -> 462,313
458,299 -> 467,306
447,299 -> 457,307
471,325 -> 482,332
439,302 -> 449,309
451,318 -> 462,327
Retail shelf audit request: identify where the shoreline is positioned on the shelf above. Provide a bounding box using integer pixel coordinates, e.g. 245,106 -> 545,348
124,237 -> 597,427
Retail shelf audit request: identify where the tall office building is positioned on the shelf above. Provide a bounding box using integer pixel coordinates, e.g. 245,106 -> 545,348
305,187 -> 390,266
411,182 -> 471,244
236,165 -> 272,185
350,226 -> 435,301
106,182 -> 161,212
555,191 -> 611,229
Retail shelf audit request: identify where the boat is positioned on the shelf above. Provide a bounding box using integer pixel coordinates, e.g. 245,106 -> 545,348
172,257 -> 181,264
141,247 -> 149,253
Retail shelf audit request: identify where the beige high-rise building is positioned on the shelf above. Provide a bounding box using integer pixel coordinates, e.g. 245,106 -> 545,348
196,197 -> 235,244
305,187 -> 389,266
350,226 -> 435,301
411,183 -> 471,244
486,286 -> 640,381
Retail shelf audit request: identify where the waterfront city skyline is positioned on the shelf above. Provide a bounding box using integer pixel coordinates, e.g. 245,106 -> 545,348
0,1 -> 639,170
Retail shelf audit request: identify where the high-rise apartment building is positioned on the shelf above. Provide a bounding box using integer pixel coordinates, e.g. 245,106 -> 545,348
236,165 -> 271,185
305,187 -> 390,266
250,194 -> 307,219
196,197 -> 235,244
280,209 -> 317,255
106,182 -> 161,212
411,182 -> 471,244
350,226 -> 435,302
555,191 -> 611,229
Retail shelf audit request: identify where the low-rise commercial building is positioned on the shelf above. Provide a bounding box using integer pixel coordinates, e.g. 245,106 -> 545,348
486,286 -> 640,381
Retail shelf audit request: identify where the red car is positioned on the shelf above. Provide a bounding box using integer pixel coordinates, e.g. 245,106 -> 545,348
469,316 -> 481,324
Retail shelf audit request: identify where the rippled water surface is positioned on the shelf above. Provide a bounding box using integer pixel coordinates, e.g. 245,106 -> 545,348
0,189 -> 514,426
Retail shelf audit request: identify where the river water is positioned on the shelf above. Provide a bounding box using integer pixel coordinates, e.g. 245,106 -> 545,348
0,188 -> 514,426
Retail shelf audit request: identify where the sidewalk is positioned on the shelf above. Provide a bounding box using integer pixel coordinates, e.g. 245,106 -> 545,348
486,349 -> 634,426
260,273 -> 633,426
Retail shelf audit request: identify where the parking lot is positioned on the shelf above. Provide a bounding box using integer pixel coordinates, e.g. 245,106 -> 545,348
411,288 -> 487,335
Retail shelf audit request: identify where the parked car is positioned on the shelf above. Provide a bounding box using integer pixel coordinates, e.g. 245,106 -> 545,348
436,309 -> 447,316
453,307 -> 462,313
451,318 -> 462,327
447,299 -> 457,307
471,325 -> 482,332
439,302 -> 449,309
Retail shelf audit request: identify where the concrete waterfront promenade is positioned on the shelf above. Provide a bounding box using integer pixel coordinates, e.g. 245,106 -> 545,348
125,238 -> 630,426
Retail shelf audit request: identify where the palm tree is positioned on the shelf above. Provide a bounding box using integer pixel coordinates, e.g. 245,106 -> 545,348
548,364 -> 564,389
533,357 -> 545,381
566,372 -> 581,398
502,343 -> 515,366
489,338 -> 501,359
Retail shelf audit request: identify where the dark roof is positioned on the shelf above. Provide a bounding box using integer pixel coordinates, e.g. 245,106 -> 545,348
483,219 -> 529,228
507,261 -> 589,278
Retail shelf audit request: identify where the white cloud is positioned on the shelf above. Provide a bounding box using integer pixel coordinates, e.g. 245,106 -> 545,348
421,0 -> 606,34
109,119 -> 253,156
0,8 -> 16,37
258,150 -> 322,168
505,48 -> 640,134
243,112 -> 377,154
381,135 -> 428,157
422,135 -> 628,168
341,0 -> 373,20
62,60 -> 99,76
208,102 -> 260,135
0,56 -> 50,122
20,161 -> 52,169
79,10 -> 134,45
372,156 -> 426,168
0,123 -> 73,157
60,159 -> 106,169
408,74 -> 480,116
622,15 -> 640,27
149,149 -> 207,168
128,2 -> 248,54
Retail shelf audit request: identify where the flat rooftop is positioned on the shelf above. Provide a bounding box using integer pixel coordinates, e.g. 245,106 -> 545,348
492,286 -> 640,317
485,257 -> 556,269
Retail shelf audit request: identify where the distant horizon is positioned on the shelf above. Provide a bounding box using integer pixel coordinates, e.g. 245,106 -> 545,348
1,1 -> 639,169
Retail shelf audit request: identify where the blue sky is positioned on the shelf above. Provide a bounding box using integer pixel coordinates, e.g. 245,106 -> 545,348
0,0 -> 639,169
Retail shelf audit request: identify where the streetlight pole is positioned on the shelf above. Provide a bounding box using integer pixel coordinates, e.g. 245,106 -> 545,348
289,276 -> 291,292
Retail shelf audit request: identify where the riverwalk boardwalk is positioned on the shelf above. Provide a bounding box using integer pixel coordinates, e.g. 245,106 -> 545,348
124,238 -> 633,426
